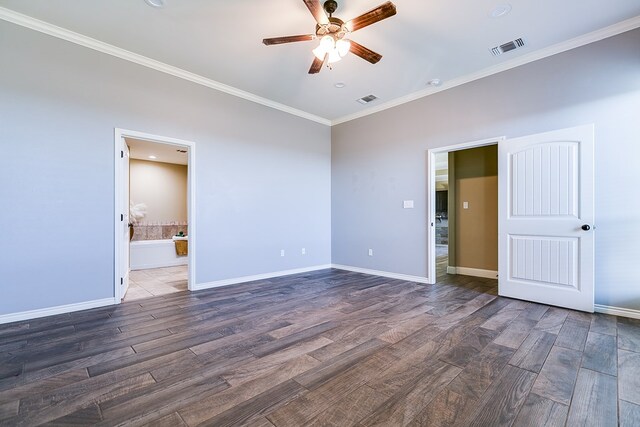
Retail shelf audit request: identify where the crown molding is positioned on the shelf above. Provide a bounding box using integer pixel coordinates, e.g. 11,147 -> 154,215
331,15 -> 640,126
1,6 -> 638,128
0,6 -> 332,126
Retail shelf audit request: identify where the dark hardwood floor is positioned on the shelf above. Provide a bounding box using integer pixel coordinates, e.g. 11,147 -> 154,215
1,255 -> 638,426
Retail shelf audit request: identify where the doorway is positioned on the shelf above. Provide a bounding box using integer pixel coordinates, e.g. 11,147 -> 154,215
427,137 -> 503,284
114,129 -> 196,302
428,126 -> 595,312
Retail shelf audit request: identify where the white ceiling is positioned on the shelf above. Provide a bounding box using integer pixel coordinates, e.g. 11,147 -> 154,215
1,0 -> 639,123
127,137 -> 188,165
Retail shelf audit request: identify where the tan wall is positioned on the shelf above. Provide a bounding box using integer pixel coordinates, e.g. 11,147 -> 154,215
455,176 -> 498,270
130,159 -> 187,224
452,145 -> 498,271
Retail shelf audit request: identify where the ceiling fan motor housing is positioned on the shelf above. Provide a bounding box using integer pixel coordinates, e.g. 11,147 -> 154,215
323,0 -> 338,15
316,17 -> 348,40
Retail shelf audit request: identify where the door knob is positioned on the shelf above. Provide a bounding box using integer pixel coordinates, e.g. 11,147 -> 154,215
581,224 -> 591,231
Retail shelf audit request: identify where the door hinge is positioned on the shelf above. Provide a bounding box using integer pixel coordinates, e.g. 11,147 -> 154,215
121,277 -> 123,285
121,150 -> 124,158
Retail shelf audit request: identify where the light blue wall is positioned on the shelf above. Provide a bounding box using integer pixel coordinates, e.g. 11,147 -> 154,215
332,28 -> 640,310
2,20 -> 639,317
0,21 -> 331,315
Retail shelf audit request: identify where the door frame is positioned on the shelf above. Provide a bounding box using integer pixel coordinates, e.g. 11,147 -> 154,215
427,136 -> 505,284
114,128 -> 197,301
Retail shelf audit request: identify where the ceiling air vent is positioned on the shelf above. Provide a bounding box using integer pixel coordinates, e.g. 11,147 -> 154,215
490,38 -> 525,56
357,94 -> 378,104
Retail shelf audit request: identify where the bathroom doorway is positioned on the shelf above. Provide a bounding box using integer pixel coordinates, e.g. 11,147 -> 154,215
114,129 -> 196,302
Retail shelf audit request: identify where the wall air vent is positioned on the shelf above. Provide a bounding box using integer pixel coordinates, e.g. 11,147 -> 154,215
490,38 -> 525,56
356,94 -> 378,104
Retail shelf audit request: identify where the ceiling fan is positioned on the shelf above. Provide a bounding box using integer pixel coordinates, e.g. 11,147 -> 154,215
263,0 -> 397,74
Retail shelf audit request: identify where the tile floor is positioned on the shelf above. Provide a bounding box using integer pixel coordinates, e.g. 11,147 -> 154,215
124,265 -> 188,301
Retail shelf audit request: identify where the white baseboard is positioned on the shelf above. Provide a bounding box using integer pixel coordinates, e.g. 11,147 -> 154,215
330,264 -> 430,284
595,304 -> 640,320
0,297 -> 118,325
447,266 -> 498,279
193,264 -> 332,291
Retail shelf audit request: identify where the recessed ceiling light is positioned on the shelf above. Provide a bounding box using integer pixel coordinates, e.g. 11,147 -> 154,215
144,0 -> 165,8
489,3 -> 511,18
490,3 -> 512,18
148,155 -> 157,159
334,82 -> 346,88
427,79 -> 442,86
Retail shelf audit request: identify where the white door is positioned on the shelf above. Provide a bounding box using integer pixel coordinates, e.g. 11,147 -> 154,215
121,139 -> 131,300
498,125 -> 594,312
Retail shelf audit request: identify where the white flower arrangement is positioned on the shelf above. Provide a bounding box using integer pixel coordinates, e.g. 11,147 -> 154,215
129,202 -> 147,225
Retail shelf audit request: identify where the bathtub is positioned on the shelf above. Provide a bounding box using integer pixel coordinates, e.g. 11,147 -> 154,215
130,239 -> 188,270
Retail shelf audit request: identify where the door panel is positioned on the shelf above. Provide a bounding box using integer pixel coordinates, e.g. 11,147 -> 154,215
509,235 -> 577,288
511,143 -> 579,218
499,125 -> 594,312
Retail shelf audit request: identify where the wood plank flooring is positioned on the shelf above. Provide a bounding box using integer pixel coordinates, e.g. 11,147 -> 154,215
1,258 -> 638,426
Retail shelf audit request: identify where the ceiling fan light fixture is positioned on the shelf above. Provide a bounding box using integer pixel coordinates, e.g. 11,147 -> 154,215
336,39 -> 351,57
313,35 -> 337,60
320,35 -> 335,51
312,45 -> 327,60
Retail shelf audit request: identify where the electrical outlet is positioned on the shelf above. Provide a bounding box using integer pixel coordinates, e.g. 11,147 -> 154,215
301,248 -> 306,255
280,249 -> 285,257
368,249 -> 373,256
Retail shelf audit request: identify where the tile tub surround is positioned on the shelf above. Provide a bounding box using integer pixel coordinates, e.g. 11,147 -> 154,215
131,222 -> 188,241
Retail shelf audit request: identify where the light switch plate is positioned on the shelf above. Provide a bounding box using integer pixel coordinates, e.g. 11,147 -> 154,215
463,201 -> 469,209
403,200 -> 414,209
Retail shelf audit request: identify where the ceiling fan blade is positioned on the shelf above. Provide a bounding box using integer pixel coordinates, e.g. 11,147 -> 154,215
263,34 -> 316,45
303,0 -> 329,25
308,54 -> 326,74
349,40 -> 382,64
346,1 -> 397,32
